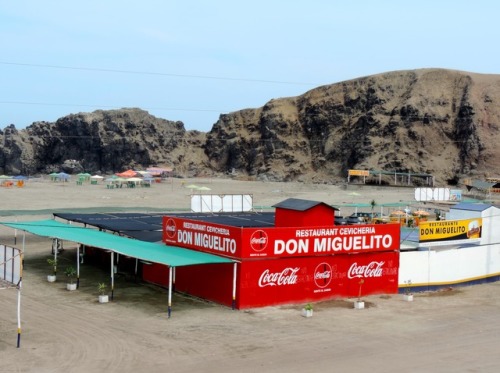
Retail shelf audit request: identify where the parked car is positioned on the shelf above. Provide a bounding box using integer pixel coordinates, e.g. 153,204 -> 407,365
346,216 -> 367,225
334,216 -> 348,225
347,212 -> 380,224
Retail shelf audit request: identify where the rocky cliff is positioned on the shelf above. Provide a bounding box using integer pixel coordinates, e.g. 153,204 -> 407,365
1,69 -> 500,185
205,69 -> 500,185
0,108 -> 208,176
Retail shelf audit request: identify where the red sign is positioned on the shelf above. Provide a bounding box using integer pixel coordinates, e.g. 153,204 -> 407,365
240,224 -> 400,259
237,251 -> 399,308
163,217 -> 400,260
164,251 -> 399,309
163,217 -> 243,258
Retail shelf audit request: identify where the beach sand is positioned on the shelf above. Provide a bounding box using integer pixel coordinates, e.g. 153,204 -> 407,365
1,178 -> 499,372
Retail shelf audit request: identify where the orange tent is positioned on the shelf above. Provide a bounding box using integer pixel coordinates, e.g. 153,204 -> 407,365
116,169 -> 138,178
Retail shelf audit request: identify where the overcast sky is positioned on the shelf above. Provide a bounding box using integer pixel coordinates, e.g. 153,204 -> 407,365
1,1 -> 499,132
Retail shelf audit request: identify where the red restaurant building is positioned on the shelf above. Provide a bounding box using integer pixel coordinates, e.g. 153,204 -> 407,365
145,198 -> 400,309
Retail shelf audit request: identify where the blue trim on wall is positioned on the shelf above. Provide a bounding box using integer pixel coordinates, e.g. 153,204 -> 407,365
398,274 -> 500,294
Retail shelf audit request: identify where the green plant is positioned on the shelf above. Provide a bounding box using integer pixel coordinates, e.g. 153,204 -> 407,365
47,258 -> 57,275
304,303 -> 313,311
64,266 -> 77,284
97,282 -> 107,296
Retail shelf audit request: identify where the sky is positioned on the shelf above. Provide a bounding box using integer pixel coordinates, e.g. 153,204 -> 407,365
1,1 -> 499,132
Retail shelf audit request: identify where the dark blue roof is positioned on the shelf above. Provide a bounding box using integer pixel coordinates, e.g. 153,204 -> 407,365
451,202 -> 493,212
54,211 -> 277,242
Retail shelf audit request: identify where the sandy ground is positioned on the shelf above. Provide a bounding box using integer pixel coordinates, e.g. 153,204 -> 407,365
1,178 -> 500,372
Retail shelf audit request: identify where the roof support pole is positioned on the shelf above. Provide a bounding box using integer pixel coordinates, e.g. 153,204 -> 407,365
53,239 -> 58,277
232,262 -> 237,310
110,251 -> 114,301
17,235 -> 24,348
172,267 -> 176,292
17,276 -> 22,348
168,266 -> 173,318
76,245 -> 80,289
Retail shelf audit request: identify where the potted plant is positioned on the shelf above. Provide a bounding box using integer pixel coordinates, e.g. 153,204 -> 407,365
65,266 -> 77,291
403,279 -> 413,302
354,279 -> 365,309
97,282 -> 109,303
47,258 -> 57,282
301,303 -> 313,317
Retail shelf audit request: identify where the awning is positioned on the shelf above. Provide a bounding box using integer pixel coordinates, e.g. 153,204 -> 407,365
1,219 -> 233,267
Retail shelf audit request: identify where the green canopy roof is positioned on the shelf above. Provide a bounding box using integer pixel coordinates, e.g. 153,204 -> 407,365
1,219 -> 233,267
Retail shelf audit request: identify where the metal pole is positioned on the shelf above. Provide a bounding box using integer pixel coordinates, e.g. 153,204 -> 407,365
168,267 -> 173,318
16,250 -> 23,348
232,262 -> 237,310
54,239 -> 58,277
110,252 -> 114,300
76,245 -> 80,289
172,267 -> 176,292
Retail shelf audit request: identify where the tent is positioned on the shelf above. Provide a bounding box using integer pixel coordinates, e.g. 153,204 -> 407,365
56,172 -> 70,181
116,169 -> 138,178
146,167 -> 172,176
1,219 -> 236,317
77,173 -> 91,181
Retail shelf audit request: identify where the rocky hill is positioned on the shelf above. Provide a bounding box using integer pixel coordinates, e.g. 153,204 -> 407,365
1,68 -> 500,185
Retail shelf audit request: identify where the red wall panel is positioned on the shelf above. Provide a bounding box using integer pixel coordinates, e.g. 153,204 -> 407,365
275,205 -> 334,227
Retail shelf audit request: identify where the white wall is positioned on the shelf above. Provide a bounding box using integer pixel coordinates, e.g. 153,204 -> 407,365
191,194 -> 253,212
399,243 -> 500,287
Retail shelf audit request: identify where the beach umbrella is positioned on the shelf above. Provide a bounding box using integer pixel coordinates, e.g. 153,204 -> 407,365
390,210 -> 406,216
57,172 -> 70,181
135,171 -> 153,178
116,170 -> 138,178
413,210 -> 430,216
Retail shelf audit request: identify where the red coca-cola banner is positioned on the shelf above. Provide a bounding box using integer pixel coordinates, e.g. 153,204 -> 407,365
163,216 -> 400,260
146,242 -> 399,309
238,251 -> 399,308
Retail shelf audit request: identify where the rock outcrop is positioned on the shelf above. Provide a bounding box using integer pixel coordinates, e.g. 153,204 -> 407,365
1,69 -> 500,185
0,108 -> 208,176
204,69 -> 500,185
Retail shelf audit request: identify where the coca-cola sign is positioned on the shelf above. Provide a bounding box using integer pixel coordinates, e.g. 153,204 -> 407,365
347,261 -> 384,279
250,230 -> 268,252
313,262 -> 332,289
164,218 -> 177,239
258,267 -> 299,287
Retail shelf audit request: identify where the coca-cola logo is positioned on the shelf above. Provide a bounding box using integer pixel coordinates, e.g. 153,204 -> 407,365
258,267 -> 299,287
250,230 -> 268,252
164,218 -> 177,239
347,261 -> 384,279
314,262 -> 332,288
